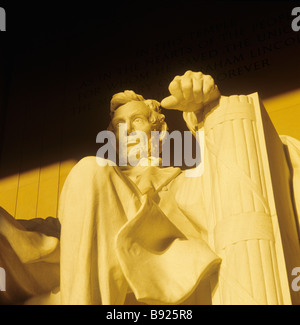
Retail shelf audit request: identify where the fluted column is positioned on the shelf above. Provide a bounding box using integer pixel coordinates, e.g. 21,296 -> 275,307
201,94 -> 295,304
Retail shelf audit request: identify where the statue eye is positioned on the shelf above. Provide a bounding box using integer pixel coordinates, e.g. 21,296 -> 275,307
133,117 -> 144,123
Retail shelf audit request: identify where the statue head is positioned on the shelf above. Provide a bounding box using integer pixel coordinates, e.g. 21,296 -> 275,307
108,90 -> 168,163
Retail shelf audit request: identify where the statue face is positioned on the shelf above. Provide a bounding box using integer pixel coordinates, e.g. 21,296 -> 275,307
111,101 -> 153,161
112,101 -> 152,137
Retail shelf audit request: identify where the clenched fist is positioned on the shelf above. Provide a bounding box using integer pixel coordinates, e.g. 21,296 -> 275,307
161,70 -> 220,112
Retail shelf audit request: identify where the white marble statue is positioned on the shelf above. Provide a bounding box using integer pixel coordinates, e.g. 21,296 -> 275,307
1,71 -> 300,305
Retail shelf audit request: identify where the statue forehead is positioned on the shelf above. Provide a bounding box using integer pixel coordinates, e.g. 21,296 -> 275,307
112,101 -> 150,120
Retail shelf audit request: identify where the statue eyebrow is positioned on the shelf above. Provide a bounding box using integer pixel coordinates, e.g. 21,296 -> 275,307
113,113 -> 147,124
131,113 -> 147,119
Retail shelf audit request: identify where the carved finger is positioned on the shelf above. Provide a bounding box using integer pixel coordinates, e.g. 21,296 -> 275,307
192,77 -> 203,103
181,75 -> 193,100
168,79 -> 184,101
203,75 -> 215,97
193,71 -> 203,80
183,70 -> 193,77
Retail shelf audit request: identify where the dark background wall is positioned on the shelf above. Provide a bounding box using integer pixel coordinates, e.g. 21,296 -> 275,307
0,0 -> 300,177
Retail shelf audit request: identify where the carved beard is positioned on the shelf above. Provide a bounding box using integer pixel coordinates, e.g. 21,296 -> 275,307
117,131 -> 161,167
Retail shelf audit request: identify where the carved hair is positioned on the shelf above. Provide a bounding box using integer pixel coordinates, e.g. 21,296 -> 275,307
108,90 -> 168,135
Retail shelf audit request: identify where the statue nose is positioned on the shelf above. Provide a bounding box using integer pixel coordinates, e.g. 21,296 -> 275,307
126,120 -> 134,134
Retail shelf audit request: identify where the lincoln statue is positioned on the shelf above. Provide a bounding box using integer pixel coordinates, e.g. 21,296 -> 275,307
0,70 -> 300,305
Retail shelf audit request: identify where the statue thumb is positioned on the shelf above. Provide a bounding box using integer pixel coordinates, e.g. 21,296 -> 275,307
160,95 -> 180,110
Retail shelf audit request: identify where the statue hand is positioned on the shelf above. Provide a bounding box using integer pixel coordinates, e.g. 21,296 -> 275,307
161,70 -> 220,112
